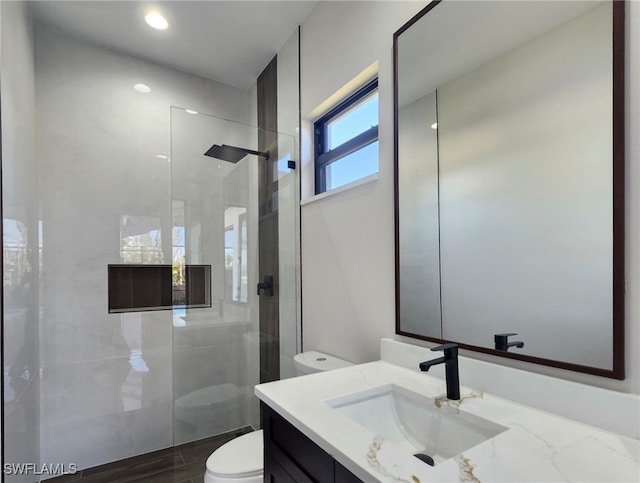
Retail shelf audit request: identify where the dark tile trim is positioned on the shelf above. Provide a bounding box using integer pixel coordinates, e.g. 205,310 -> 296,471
257,55 -> 281,386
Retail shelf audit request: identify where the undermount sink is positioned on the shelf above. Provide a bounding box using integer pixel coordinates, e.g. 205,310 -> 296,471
325,384 -> 507,465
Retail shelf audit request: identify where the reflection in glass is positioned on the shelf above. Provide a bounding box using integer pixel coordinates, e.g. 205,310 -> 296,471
3,219 -> 29,287
173,199 -> 186,284
120,215 -> 163,263
170,107 -> 298,445
224,206 -> 247,303
3,215 -> 40,477
397,91 -> 441,337
239,215 -> 248,303
395,1 -> 619,372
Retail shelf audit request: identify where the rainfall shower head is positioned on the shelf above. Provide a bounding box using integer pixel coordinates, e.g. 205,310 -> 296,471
204,144 -> 270,163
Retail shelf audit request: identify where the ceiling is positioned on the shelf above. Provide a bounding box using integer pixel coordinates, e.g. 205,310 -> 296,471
29,1 -> 318,90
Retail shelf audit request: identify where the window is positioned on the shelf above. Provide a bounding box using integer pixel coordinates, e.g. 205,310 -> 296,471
314,78 -> 379,194
223,206 -> 248,303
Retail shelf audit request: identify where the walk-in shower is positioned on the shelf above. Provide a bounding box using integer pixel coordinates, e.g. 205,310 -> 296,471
1,3 -> 302,475
171,107 -> 299,445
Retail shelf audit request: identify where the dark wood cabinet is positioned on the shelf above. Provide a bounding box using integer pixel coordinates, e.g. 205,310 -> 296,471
264,451 -> 298,483
262,403 -> 364,483
335,462 -> 365,483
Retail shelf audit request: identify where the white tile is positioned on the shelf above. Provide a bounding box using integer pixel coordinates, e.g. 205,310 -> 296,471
33,25 -> 254,470
40,402 -> 173,471
2,2 -> 40,479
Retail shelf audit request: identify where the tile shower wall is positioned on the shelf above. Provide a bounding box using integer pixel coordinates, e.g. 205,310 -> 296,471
1,2 -> 40,481
35,26 -> 249,471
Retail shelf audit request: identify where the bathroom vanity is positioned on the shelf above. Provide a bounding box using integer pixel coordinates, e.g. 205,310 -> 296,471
262,403 -> 361,482
255,342 -> 640,482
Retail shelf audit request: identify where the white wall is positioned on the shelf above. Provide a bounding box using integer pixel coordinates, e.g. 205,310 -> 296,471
1,2 -> 40,481
300,1 -> 424,363
35,26 -> 249,471
300,1 -> 640,394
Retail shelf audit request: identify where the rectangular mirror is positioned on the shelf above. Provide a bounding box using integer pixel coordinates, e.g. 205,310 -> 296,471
394,0 -> 624,378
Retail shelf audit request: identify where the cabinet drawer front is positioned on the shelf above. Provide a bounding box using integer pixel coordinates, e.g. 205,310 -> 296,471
263,404 -> 334,482
336,462 -> 363,483
265,450 -> 298,483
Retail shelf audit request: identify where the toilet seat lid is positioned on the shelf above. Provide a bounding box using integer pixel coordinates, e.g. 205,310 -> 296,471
206,430 -> 263,478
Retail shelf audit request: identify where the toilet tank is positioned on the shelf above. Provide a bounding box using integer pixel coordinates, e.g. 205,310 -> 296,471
293,351 -> 353,375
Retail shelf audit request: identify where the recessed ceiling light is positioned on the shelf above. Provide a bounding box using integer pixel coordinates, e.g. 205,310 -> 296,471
185,109 -> 198,115
134,83 -> 151,93
431,122 -> 438,130
145,12 -> 169,30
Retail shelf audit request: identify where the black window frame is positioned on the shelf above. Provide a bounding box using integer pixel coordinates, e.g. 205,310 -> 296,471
314,78 -> 379,194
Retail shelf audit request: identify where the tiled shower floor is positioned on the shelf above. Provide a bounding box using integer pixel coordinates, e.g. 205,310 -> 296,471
47,427 -> 253,483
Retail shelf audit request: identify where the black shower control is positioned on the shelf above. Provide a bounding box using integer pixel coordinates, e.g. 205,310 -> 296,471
257,275 -> 274,297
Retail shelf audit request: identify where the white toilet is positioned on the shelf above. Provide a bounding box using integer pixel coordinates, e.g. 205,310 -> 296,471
174,330 -> 259,442
204,351 -> 353,483
175,383 -> 252,441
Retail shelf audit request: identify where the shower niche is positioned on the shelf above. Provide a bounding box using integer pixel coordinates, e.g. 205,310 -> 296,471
107,264 -> 211,313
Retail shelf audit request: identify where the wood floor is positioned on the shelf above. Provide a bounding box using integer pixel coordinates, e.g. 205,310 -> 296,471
47,427 -> 254,483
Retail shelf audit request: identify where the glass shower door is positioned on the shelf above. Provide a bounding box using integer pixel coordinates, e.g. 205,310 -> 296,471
170,108 -> 297,445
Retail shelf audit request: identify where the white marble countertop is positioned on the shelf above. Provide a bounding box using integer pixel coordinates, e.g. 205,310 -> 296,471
255,361 -> 640,482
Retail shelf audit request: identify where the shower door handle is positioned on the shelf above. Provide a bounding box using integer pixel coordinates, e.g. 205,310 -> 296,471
257,275 -> 273,297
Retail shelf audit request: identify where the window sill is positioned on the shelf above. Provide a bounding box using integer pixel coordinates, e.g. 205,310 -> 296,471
300,173 -> 379,207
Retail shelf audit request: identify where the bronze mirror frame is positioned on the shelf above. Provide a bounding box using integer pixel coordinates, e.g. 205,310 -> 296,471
393,0 -> 625,379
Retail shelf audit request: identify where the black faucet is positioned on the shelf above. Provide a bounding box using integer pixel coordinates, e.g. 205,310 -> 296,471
419,343 -> 460,400
494,333 -> 524,352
